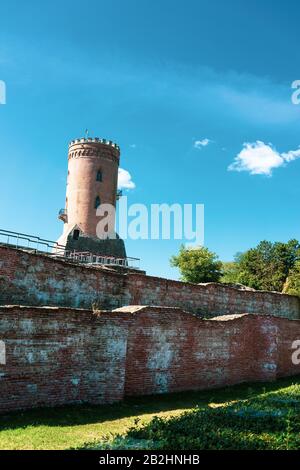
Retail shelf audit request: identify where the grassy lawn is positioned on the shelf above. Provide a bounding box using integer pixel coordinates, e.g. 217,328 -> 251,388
0,376 -> 299,450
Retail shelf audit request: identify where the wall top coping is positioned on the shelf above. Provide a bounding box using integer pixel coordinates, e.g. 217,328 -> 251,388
113,305 -> 194,315
1,305 -> 300,324
0,305 -> 133,321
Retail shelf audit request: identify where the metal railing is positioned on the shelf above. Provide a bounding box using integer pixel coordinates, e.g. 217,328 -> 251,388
0,228 -> 140,269
67,251 -> 139,269
0,228 -> 65,254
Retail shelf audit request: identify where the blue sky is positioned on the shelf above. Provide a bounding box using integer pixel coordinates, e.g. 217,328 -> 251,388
1,0 -> 300,279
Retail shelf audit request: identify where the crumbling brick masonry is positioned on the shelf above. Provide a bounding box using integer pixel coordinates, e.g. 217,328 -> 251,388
0,245 -> 300,414
0,245 -> 299,319
0,305 -> 299,413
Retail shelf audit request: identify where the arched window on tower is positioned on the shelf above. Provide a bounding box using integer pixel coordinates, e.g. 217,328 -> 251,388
95,196 -> 101,209
96,170 -> 102,182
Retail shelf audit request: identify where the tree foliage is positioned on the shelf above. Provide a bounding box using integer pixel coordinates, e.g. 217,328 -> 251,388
283,261 -> 300,296
170,245 -> 223,283
222,239 -> 300,292
171,240 -> 300,292
221,261 -> 241,284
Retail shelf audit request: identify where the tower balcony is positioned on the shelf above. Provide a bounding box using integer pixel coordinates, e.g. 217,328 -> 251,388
58,208 -> 68,223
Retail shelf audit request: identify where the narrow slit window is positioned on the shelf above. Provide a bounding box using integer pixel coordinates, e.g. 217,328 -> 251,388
96,170 -> 102,182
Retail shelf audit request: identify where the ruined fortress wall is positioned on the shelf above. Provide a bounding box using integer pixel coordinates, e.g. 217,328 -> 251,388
0,306 -> 130,413
125,273 -> 300,319
276,317 -> 300,378
0,245 -> 299,320
0,305 -> 300,413
0,245 -> 126,310
124,309 -> 255,396
124,309 -> 298,397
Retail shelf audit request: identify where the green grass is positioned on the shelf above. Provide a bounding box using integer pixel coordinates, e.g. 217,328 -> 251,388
0,376 -> 299,450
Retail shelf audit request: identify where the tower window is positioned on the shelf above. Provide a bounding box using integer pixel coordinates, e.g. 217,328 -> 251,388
73,229 -> 80,240
95,196 -> 101,209
96,170 -> 102,182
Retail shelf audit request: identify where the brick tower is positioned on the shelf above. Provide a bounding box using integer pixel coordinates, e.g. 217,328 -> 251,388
57,137 -> 126,258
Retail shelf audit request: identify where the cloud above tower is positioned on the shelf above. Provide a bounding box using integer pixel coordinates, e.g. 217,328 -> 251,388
118,168 -> 136,190
228,141 -> 300,176
194,138 -> 212,149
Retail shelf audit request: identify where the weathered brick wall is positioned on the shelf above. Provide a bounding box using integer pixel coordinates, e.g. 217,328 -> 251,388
123,307 -> 300,396
276,317 -> 300,378
123,308 -> 254,396
0,245 -> 299,320
0,306 -> 131,412
0,305 -> 300,413
0,245 -> 126,309
125,273 -> 300,319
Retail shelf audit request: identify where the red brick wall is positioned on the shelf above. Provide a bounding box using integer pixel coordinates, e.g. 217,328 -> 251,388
0,245 -> 299,320
126,273 -> 300,319
0,245 -> 126,310
123,308 -> 295,396
0,305 -> 300,413
0,306 -> 131,412
275,317 -> 300,378
124,308 -> 253,396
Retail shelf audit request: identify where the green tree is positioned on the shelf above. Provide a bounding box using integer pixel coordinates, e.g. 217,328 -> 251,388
170,245 -> 223,283
233,239 -> 300,292
221,260 -> 242,284
283,261 -> 300,296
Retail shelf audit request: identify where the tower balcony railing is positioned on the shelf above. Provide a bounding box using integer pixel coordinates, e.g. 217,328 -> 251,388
0,228 -> 140,270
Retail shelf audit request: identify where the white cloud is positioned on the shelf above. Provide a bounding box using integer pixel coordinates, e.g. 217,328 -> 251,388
118,168 -> 135,190
228,141 -> 300,176
194,138 -> 211,149
281,148 -> 300,162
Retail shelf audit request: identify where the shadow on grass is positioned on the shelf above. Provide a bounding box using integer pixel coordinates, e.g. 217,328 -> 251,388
0,376 -> 299,433
72,376 -> 300,451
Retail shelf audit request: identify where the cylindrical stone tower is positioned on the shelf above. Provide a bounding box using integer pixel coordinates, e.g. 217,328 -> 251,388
57,137 -> 126,258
